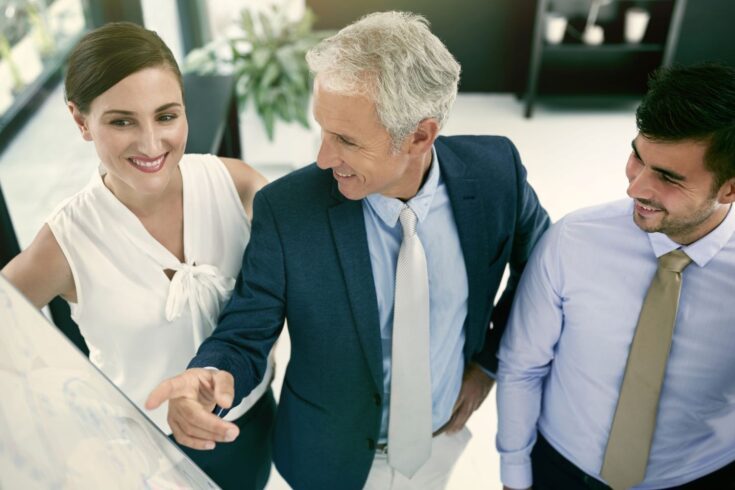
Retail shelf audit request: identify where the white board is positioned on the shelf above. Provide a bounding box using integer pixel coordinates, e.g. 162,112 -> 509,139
0,274 -> 219,489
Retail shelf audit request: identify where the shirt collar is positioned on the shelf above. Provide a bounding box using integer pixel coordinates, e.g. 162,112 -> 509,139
647,203 -> 735,267
365,146 -> 440,228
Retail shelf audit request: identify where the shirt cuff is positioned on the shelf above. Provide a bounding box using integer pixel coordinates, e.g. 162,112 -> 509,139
500,458 -> 533,490
203,367 -> 227,417
479,365 -> 496,380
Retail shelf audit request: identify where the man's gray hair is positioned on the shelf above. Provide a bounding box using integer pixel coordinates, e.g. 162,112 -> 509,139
306,11 -> 461,149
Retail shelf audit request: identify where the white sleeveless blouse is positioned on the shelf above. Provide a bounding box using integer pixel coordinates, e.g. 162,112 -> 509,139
47,154 -> 273,433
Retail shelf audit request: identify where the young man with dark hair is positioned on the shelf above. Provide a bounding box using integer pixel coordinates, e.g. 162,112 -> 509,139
497,63 -> 735,490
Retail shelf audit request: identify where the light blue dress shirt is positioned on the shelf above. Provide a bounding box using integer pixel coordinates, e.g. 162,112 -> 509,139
497,199 -> 735,489
363,148 -> 468,443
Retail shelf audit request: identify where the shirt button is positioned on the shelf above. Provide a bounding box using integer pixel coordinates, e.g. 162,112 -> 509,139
373,393 -> 381,406
367,438 -> 376,450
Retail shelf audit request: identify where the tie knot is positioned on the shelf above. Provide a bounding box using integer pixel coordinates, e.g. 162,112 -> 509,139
659,249 -> 692,273
399,206 -> 418,238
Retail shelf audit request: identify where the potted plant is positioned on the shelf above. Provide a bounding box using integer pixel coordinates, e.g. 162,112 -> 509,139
185,6 -> 332,147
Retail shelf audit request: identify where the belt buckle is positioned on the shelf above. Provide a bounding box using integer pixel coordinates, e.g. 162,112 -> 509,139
375,426 -> 445,455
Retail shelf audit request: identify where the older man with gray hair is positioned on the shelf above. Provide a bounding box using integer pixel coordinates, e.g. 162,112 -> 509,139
148,11 -> 549,490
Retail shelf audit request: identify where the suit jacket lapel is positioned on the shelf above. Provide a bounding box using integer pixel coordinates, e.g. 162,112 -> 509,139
437,139 -> 491,351
328,184 -> 383,392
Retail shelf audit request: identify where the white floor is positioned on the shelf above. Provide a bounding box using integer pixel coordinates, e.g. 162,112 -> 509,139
0,86 -> 640,489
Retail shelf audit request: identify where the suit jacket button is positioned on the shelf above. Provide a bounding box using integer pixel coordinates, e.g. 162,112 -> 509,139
373,393 -> 381,406
367,438 -> 375,450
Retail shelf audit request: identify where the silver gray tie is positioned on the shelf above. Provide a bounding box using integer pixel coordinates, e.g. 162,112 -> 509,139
387,205 -> 432,477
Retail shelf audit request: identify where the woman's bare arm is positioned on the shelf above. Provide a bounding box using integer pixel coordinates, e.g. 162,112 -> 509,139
1,224 -> 76,308
219,157 -> 268,220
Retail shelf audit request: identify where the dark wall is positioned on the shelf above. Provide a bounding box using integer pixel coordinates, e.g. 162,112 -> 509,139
0,184 -> 21,269
672,0 -> 735,66
307,0 -> 536,93
307,0 -> 734,94
87,0 -> 144,26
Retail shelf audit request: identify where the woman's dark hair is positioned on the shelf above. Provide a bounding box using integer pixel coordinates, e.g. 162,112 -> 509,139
65,22 -> 183,113
636,63 -> 735,189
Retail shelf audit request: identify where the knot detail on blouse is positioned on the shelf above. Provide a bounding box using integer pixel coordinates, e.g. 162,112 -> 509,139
164,262 -> 235,347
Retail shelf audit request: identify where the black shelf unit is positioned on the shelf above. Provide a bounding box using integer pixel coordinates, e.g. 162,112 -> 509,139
524,0 -> 687,117
543,42 -> 663,53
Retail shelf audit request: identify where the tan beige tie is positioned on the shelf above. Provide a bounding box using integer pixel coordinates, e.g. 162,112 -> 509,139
601,249 -> 692,490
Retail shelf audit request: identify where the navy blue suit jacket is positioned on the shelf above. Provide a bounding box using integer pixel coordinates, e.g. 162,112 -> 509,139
191,135 -> 550,489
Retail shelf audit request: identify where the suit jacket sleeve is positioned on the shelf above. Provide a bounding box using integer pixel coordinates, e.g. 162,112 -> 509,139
474,138 -> 551,373
188,189 -> 286,404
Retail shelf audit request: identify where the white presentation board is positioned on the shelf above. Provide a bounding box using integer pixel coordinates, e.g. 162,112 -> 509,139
0,274 -> 219,489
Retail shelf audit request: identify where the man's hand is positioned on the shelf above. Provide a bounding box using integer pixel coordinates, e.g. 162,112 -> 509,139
146,368 -> 240,450
444,362 -> 495,434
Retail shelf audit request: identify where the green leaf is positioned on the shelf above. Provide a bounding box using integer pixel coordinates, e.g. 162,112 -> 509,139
240,10 -> 256,41
275,46 -> 303,83
231,39 -> 252,58
260,61 -> 280,89
251,46 -> 271,70
294,95 -> 310,128
235,75 -> 251,99
258,11 -> 275,42
273,95 -> 289,123
261,106 -> 276,141
282,70 -> 305,91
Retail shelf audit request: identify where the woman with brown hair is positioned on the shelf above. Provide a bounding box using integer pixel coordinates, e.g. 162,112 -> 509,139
2,22 -> 274,490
